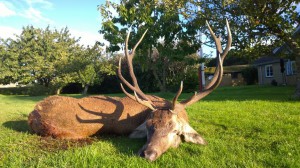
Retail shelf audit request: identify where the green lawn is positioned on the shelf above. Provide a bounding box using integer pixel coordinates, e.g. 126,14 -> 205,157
0,85 -> 299,167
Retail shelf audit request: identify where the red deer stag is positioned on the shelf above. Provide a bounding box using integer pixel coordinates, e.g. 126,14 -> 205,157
118,19 -> 231,161
28,19 -> 231,161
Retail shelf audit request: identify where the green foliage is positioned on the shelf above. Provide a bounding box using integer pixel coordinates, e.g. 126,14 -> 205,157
0,26 -> 81,93
0,85 -> 49,96
99,0 -> 203,92
197,0 -> 300,58
0,26 -> 116,95
72,43 -> 117,94
0,86 -> 299,167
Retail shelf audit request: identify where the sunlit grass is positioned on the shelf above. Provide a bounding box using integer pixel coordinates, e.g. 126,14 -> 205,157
0,85 -> 299,167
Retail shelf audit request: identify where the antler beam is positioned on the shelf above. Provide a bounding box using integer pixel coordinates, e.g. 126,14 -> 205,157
180,19 -> 232,107
118,29 -> 156,109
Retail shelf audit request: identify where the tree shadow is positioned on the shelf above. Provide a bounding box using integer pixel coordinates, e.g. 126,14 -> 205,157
2,120 -> 30,133
76,96 -> 150,135
93,135 -> 146,156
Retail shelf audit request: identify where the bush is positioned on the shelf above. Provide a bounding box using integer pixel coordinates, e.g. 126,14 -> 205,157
0,85 -> 50,96
241,66 -> 258,85
0,87 -> 28,95
27,85 -> 50,96
271,79 -> 278,86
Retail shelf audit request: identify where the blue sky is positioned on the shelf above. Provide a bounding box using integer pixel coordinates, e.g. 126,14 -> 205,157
2,1 -> 300,56
0,0 -> 108,46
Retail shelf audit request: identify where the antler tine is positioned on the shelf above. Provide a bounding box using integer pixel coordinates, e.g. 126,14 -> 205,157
119,74 -> 156,111
118,58 -> 149,101
221,19 -> 232,59
120,83 -> 136,100
206,20 -> 223,55
180,20 -> 231,107
172,81 -> 183,110
131,29 -> 148,56
134,92 -> 156,111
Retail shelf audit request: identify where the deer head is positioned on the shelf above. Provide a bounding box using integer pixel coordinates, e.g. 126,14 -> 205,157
118,20 -> 232,161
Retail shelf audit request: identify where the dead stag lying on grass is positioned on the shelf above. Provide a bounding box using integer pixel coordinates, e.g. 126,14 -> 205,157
28,20 -> 231,161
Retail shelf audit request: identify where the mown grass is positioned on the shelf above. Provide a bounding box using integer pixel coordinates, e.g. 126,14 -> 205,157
0,85 -> 299,167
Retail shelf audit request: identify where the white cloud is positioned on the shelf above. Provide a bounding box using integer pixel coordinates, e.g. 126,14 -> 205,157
70,29 -> 109,47
0,2 -> 16,17
20,7 -> 53,24
24,0 -> 53,9
0,26 -> 21,39
0,0 -> 53,23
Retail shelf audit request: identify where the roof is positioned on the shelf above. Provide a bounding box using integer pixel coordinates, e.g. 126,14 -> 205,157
252,57 -> 281,66
272,24 -> 300,55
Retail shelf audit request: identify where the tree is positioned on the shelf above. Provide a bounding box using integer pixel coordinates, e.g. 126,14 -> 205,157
0,26 -> 81,94
73,43 -> 116,95
99,0 -> 202,92
196,0 -> 300,97
0,38 -> 19,85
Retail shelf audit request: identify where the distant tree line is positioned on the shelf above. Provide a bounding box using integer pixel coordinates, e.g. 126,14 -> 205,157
0,26 -> 116,95
0,26 -> 200,95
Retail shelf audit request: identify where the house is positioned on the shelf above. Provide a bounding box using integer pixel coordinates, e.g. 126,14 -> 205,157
253,57 -> 297,86
253,24 -> 299,86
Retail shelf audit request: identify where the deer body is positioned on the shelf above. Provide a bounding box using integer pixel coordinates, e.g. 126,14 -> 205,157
28,95 -> 163,139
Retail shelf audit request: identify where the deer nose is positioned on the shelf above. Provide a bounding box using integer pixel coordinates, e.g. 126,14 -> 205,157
144,150 -> 157,161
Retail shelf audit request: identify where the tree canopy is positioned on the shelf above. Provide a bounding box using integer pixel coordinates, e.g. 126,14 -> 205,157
0,26 -> 115,94
99,0 -> 300,95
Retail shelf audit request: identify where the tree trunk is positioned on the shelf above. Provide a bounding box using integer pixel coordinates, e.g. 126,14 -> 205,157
82,84 -> 89,95
56,87 -> 62,95
148,45 -> 167,92
151,67 -> 166,92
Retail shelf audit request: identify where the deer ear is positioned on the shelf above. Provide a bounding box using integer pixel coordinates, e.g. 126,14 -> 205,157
129,121 -> 147,138
181,123 -> 207,145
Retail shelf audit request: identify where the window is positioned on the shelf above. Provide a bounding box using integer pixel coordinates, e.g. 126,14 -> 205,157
265,65 -> 273,77
286,60 -> 297,75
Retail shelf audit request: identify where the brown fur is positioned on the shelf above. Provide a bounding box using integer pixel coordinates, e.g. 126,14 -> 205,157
28,95 -> 167,139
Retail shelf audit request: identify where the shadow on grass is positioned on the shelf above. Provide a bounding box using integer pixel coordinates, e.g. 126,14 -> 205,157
33,135 -> 145,157
97,135 -> 145,156
3,120 -> 30,133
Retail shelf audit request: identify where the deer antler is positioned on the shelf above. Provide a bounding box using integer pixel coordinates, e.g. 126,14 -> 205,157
118,29 -> 156,110
180,19 -> 232,107
125,29 -> 148,95
171,81 -> 183,110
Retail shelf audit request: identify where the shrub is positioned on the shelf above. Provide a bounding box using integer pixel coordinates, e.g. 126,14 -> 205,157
271,79 -> 278,86
27,85 -> 50,96
0,85 -> 50,96
241,66 -> 258,85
